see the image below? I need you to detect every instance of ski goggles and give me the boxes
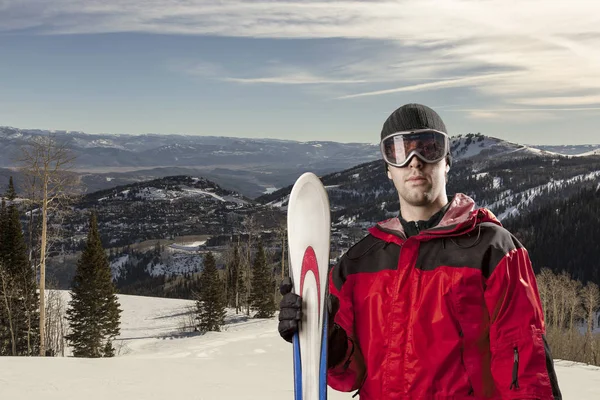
[380,129,449,167]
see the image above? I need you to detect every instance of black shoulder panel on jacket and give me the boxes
[331,234,400,291]
[416,222,524,278]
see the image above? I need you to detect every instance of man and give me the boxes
[278,103,562,399]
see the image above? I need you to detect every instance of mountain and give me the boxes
[257,149,600,231]
[40,175,287,288]
[0,126,380,197]
[3,127,589,198]
[532,144,600,156]
[69,175,256,249]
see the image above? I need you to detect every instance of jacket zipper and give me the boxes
[510,347,520,390]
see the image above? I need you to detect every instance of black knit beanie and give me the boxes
[380,103,452,167]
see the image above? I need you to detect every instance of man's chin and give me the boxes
[402,192,433,207]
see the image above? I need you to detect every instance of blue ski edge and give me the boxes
[293,333,302,400]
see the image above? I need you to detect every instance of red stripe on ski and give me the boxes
[299,246,321,315]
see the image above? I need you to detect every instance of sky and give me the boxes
[1,0,600,145]
[0,291,598,399]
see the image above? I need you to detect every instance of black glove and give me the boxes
[278,276,342,342]
[278,277,302,343]
[278,277,348,368]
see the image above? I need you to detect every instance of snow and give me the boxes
[106,185,246,205]
[168,240,207,252]
[577,148,600,157]
[487,169,600,221]
[181,187,226,202]
[0,292,599,399]
[111,254,130,278]
[492,177,502,189]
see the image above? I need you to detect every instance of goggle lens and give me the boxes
[381,130,448,167]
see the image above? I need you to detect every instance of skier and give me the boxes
[278,103,562,399]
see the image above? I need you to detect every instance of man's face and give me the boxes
[386,155,448,208]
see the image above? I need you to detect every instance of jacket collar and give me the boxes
[368,193,502,243]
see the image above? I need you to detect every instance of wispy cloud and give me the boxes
[452,106,600,121]
[512,95,600,106]
[336,72,520,99]
[2,0,600,105]
[453,107,600,112]
[176,60,369,85]
[223,75,367,85]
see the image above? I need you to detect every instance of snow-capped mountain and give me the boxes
[4,127,594,198]
[257,144,600,227]
[532,144,600,156]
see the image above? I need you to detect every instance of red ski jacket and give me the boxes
[327,193,561,399]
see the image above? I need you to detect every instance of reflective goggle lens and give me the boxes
[381,130,448,167]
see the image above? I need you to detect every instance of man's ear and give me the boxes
[387,169,392,180]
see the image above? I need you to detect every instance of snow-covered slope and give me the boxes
[484,169,600,220]
[450,133,559,160]
[0,292,598,399]
[578,148,600,157]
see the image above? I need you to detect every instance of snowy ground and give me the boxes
[1,293,599,399]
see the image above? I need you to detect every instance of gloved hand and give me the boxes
[278,277,348,368]
[278,276,341,343]
[278,277,302,343]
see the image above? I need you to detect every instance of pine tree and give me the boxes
[249,241,276,318]
[196,252,226,332]
[66,212,122,358]
[0,187,39,356]
[5,177,16,201]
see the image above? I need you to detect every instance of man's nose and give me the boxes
[407,154,423,168]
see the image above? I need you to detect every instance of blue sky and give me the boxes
[1,0,599,145]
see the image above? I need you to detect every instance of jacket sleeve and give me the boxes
[326,261,366,392]
[484,245,562,399]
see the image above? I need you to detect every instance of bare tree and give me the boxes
[44,289,67,356]
[18,134,78,356]
[566,278,582,332]
[0,266,17,356]
[582,282,600,365]
[582,282,600,335]
[241,215,258,316]
[556,271,571,329]
[537,268,553,327]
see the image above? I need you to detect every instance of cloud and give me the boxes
[2,0,600,103]
[454,107,600,112]
[177,60,368,85]
[222,75,366,84]
[453,106,600,121]
[336,72,520,99]
[512,95,600,106]
[464,110,561,122]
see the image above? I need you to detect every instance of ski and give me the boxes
[287,172,331,400]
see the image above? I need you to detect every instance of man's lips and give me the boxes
[407,176,427,182]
